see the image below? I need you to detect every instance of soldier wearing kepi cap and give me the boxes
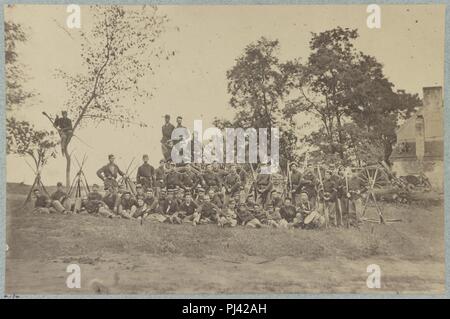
[136,154,155,191]
[96,154,125,191]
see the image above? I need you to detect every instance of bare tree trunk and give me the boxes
[62,136,72,189]
[64,148,71,189]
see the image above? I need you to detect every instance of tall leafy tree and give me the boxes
[215,37,298,168]
[288,27,420,164]
[48,5,173,187]
[7,118,58,173]
[5,21,34,110]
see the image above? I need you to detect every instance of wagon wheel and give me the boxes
[357,167,385,190]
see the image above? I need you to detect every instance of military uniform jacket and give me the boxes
[97,163,125,180]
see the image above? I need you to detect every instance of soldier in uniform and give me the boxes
[154,159,166,197]
[223,164,241,200]
[255,164,273,208]
[165,162,182,190]
[103,186,120,216]
[161,190,182,224]
[299,168,318,209]
[345,168,365,227]
[83,184,113,218]
[322,169,338,226]
[202,164,222,192]
[289,162,302,205]
[136,154,155,191]
[179,193,200,225]
[279,197,301,228]
[118,191,138,219]
[50,182,72,213]
[143,188,158,212]
[96,154,126,191]
[198,194,221,224]
[179,166,197,193]
[32,189,53,214]
[217,199,238,227]
[53,110,73,153]
[161,114,175,161]
[331,167,345,227]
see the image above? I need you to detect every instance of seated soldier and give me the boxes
[103,186,120,216]
[201,164,221,192]
[198,194,220,224]
[194,186,205,205]
[83,184,113,217]
[266,204,282,228]
[135,184,145,198]
[209,187,225,209]
[50,182,72,214]
[118,191,138,219]
[224,165,241,199]
[217,199,237,227]
[270,190,284,209]
[144,188,167,223]
[154,159,166,197]
[143,188,158,212]
[279,197,300,228]
[303,210,326,230]
[179,168,196,193]
[165,162,182,190]
[174,186,184,206]
[132,197,148,219]
[179,193,200,225]
[253,203,269,227]
[161,190,182,224]
[32,189,54,214]
[235,199,263,228]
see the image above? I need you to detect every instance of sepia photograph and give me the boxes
[3,3,446,295]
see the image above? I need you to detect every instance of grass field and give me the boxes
[5,183,445,295]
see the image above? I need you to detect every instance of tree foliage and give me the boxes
[5,21,34,110]
[52,5,173,187]
[6,117,59,170]
[287,27,421,164]
[216,37,299,167]
[56,5,173,130]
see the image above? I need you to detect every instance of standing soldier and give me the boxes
[96,154,126,191]
[322,169,338,226]
[255,163,273,208]
[346,168,365,227]
[289,162,302,204]
[332,166,346,227]
[270,166,285,200]
[161,114,175,161]
[136,154,155,191]
[299,168,318,209]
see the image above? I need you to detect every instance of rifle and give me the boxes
[249,163,257,201]
[287,161,292,199]
[345,170,350,228]
[316,165,329,228]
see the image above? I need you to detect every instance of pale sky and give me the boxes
[5,4,445,185]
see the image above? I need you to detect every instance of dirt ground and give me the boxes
[4,183,446,295]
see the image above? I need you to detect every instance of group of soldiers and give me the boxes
[32,151,366,229]
[31,113,368,229]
